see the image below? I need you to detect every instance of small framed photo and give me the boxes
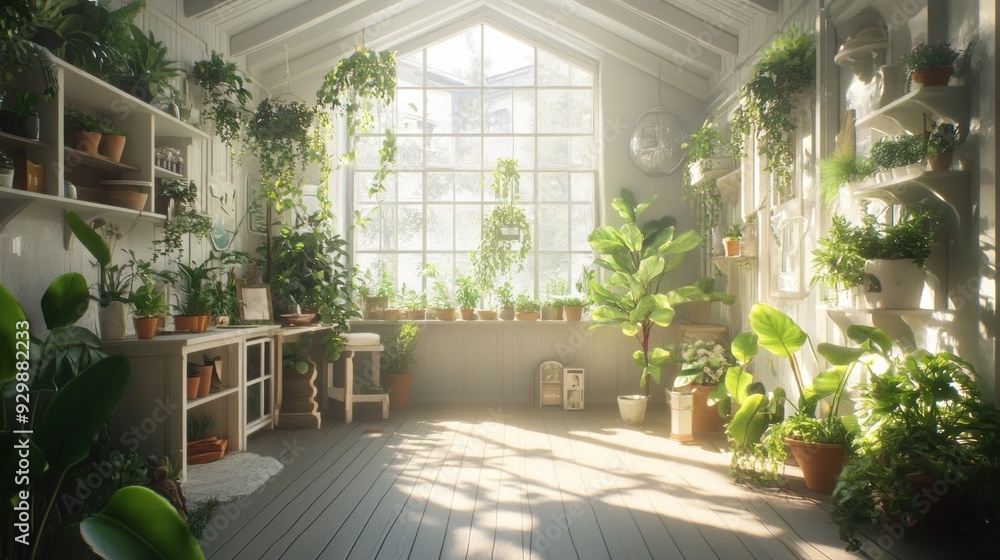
[237,285,273,323]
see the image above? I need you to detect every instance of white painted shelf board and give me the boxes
[855,85,970,137]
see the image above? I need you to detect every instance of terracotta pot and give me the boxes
[435,308,456,321]
[154,314,166,335]
[563,306,583,321]
[363,296,388,320]
[173,315,202,332]
[404,309,424,320]
[903,473,964,531]
[910,66,953,87]
[98,133,127,162]
[785,437,847,494]
[72,131,102,154]
[192,365,214,398]
[460,308,476,321]
[691,384,726,435]
[927,152,953,171]
[724,238,741,257]
[133,317,159,340]
[477,310,497,320]
[186,377,201,400]
[383,309,401,322]
[540,305,563,321]
[384,372,414,410]
[499,307,515,321]
[515,311,539,321]
[199,313,212,332]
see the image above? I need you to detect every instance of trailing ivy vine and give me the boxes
[246,97,317,212]
[731,27,815,194]
[316,46,397,199]
[191,52,254,153]
[471,158,532,292]
[153,206,212,261]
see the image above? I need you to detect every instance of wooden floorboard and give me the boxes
[201,404,868,560]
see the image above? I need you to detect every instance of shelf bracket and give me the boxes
[0,198,34,232]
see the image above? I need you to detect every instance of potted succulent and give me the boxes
[496,281,516,321]
[588,188,734,425]
[926,121,958,171]
[0,149,14,188]
[514,294,540,321]
[0,88,40,140]
[901,41,959,87]
[455,274,479,321]
[129,274,168,340]
[672,340,734,435]
[560,296,587,322]
[382,321,419,409]
[723,221,743,257]
[97,119,127,162]
[66,109,103,154]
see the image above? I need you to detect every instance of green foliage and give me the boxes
[495,281,515,308]
[128,275,167,317]
[833,204,939,267]
[926,121,957,154]
[455,274,480,309]
[247,97,317,212]
[819,152,875,206]
[112,24,181,102]
[673,340,734,387]
[724,221,743,240]
[187,498,220,540]
[514,294,540,312]
[316,46,397,198]
[681,122,732,238]
[1,3,59,99]
[811,214,867,290]
[66,109,106,133]
[61,0,144,84]
[472,158,532,292]
[383,321,419,375]
[3,87,38,115]
[80,486,204,560]
[66,212,141,308]
[559,296,587,307]
[731,27,816,194]
[158,179,198,204]
[164,260,216,316]
[900,41,959,73]
[186,413,215,441]
[154,206,213,261]
[191,51,253,151]
[870,134,924,170]
[0,148,14,169]
[832,348,1000,550]
[588,188,734,396]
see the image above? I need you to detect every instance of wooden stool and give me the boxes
[328,332,389,423]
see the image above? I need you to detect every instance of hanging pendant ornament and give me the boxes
[628,108,687,176]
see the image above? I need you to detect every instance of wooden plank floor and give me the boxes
[201,404,870,560]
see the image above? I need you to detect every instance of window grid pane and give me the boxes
[354,24,597,299]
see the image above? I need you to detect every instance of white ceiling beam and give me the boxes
[612,0,738,57]
[257,0,484,88]
[495,0,708,98]
[741,0,779,15]
[183,0,240,18]
[229,0,367,57]
[566,0,722,74]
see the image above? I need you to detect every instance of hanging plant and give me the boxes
[731,27,816,194]
[681,124,732,239]
[471,158,532,291]
[316,46,397,198]
[153,206,212,261]
[246,96,316,212]
[191,51,254,152]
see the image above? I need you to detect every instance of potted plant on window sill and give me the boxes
[496,281,516,321]
[723,221,743,257]
[429,274,456,321]
[901,41,959,87]
[560,296,587,322]
[514,294,540,321]
[588,188,735,425]
[382,321,419,409]
[456,274,479,321]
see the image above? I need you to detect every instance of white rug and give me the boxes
[183,452,283,505]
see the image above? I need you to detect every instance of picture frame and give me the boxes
[237,284,273,323]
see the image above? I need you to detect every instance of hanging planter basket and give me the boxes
[499,224,522,242]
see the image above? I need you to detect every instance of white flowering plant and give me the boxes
[673,340,735,387]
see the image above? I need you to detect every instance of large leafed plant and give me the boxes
[587,188,734,396]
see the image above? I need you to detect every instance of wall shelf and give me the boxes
[823,306,954,349]
[850,169,970,226]
[64,147,140,173]
[688,158,736,186]
[0,131,49,149]
[712,255,756,275]
[187,386,240,409]
[856,85,970,137]
[716,169,741,206]
[0,188,165,235]
[154,165,185,180]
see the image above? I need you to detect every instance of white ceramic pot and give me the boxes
[617,395,648,425]
[863,259,924,309]
[99,301,128,340]
[0,169,13,188]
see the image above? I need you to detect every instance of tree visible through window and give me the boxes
[353,23,597,302]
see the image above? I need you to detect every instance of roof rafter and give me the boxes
[230,0,367,57]
[613,0,738,56]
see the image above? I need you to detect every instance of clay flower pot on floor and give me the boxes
[785,437,847,494]
[384,372,414,410]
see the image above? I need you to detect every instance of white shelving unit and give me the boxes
[563,368,584,410]
[538,361,563,407]
[245,336,275,435]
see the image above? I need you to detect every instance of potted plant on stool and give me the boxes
[901,41,959,87]
[382,321,419,409]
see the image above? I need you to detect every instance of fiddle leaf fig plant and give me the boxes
[587,188,734,397]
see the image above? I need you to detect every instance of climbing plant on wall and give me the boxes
[731,27,816,194]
